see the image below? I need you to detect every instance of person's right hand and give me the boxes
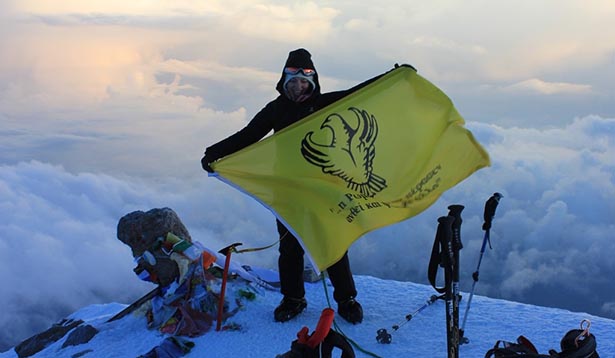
[201,155,214,173]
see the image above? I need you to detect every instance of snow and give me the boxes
[1,274,612,358]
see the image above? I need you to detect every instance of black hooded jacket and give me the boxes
[204,48,382,163]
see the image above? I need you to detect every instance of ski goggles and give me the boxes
[284,67,315,76]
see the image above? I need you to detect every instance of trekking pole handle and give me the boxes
[447,205,464,251]
[482,193,503,231]
[441,215,455,265]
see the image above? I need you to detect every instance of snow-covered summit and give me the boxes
[2,275,612,357]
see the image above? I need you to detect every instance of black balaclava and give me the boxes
[275,48,321,99]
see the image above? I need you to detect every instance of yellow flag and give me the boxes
[212,67,490,271]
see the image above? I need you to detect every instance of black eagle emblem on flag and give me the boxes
[301,107,387,197]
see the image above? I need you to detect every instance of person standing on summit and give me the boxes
[202,48,381,324]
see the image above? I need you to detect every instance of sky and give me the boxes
[1,0,614,352]
[0,272,613,357]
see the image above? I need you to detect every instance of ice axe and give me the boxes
[216,242,242,331]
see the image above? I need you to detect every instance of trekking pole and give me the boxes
[439,215,458,358]
[447,205,464,353]
[459,193,503,344]
[376,294,443,344]
[427,214,457,358]
[216,242,242,331]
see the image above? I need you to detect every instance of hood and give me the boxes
[275,48,321,98]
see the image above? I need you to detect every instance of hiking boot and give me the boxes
[274,297,307,322]
[338,298,363,324]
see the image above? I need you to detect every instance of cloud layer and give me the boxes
[1,115,614,351]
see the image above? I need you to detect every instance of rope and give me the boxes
[320,275,382,358]
[233,231,289,254]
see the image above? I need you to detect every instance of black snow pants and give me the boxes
[276,220,357,303]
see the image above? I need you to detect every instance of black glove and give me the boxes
[394,63,417,72]
[201,155,214,173]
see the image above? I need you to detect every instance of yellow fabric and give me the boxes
[212,67,490,271]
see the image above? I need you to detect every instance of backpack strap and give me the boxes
[427,216,455,293]
[320,330,355,358]
[484,336,550,358]
[517,335,540,354]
